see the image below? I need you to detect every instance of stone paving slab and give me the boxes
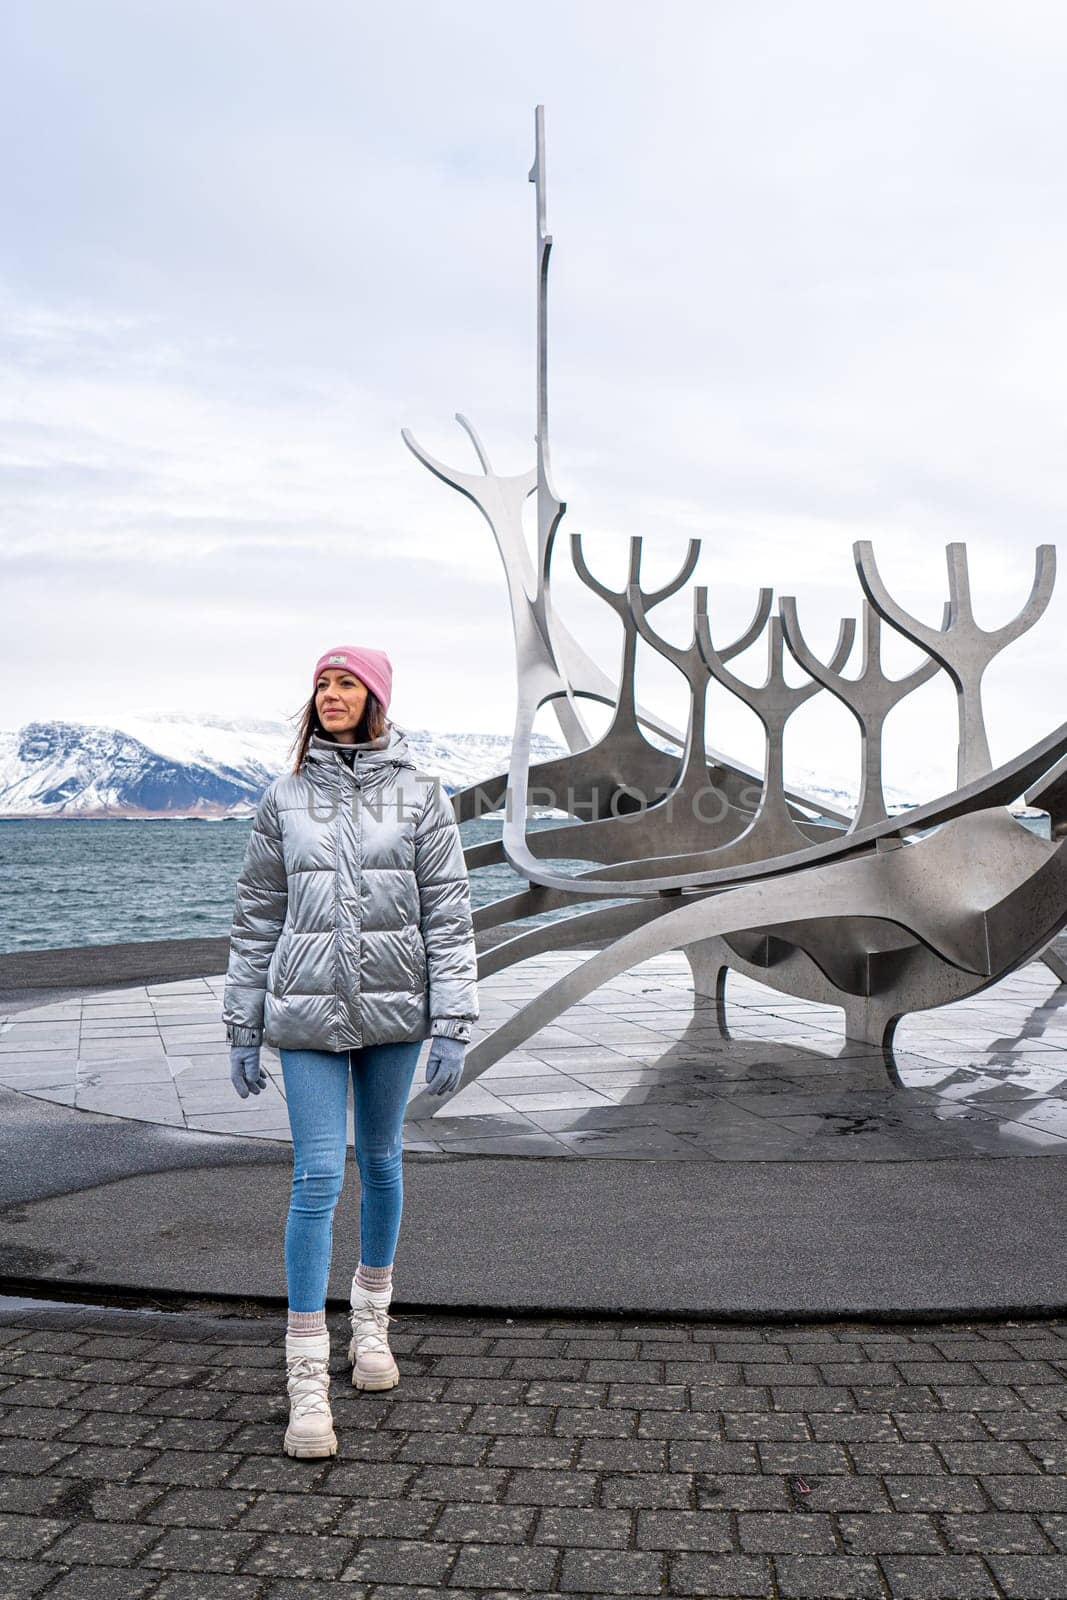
[0,1294,1064,1598]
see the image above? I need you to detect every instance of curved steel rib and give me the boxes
[855,541,1056,786]
[780,598,947,832]
[500,708,1067,897]
[407,819,1067,1118]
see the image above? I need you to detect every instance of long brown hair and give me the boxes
[290,686,390,774]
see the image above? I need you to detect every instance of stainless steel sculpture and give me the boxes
[402,105,1067,1118]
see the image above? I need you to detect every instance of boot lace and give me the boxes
[286,1352,332,1419]
[349,1302,396,1358]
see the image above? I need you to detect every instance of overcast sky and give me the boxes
[2,0,1065,798]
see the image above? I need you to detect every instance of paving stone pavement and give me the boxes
[0,1297,1065,1598]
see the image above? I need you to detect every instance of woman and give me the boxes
[221,644,478,1459]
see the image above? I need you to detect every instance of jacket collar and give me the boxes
[303,722,417,786]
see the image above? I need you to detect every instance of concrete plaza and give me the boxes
[2,952,1065,1161]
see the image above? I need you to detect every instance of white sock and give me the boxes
[354,1261,393,1294]
[287,1308,327,1338]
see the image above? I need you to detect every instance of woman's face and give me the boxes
[315,669,369,741]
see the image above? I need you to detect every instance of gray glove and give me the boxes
[230,1044,267,1098]
[425,1035,466,1097]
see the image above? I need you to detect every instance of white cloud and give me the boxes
[1,0,1064,787]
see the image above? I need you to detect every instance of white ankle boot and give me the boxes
[283,1328,338,1458]
[348,1283,400,1391]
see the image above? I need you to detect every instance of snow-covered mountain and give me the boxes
[1,707,1046,827]
[0,707,966,821]
[780,765,921,819]
[0,711,573,819]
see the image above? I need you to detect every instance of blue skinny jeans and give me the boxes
[279,1041,423,1312]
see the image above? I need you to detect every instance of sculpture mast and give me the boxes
[527,105,588,747]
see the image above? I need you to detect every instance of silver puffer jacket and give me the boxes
[221,723,479,1052]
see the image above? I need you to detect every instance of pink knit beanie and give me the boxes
[312,646,392,712]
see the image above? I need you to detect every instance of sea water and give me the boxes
[0,815,603,953]
[0,810,1050,956]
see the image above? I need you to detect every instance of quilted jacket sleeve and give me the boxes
[221,783,288,1047]
[414,778,479,1031]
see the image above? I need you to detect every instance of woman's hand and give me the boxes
[230,1045,267,1098]
[425,1036,466,1097]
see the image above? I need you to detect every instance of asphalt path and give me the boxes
[2,1085,1064,1320]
